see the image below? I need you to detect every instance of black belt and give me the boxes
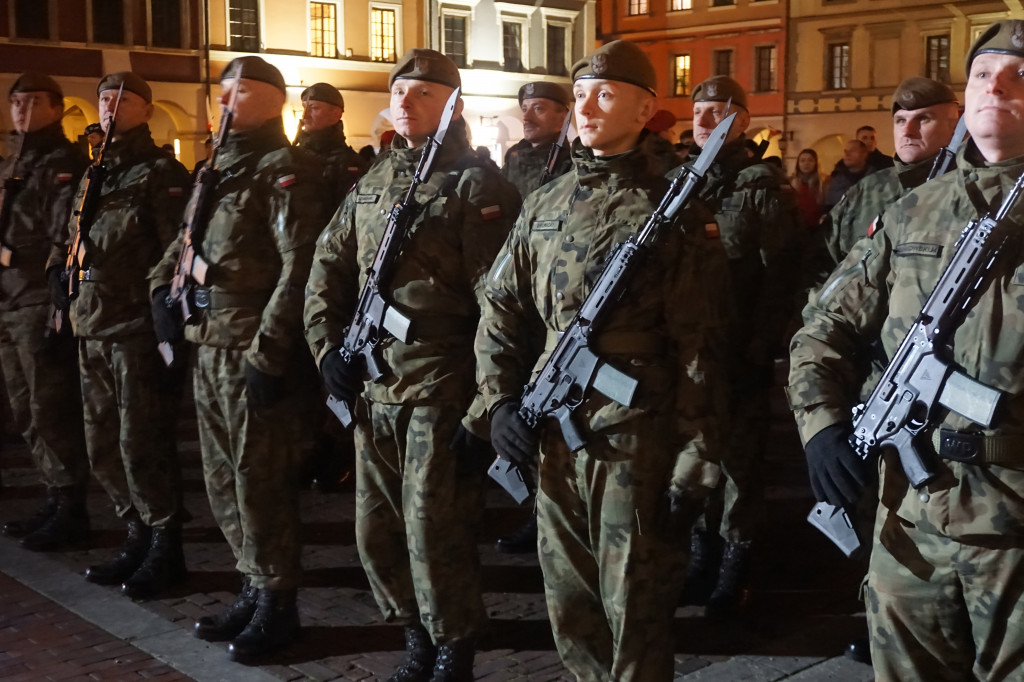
[193,287,271,310]
[932,428,1024,466]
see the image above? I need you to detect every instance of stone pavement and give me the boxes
[0,366,875,681]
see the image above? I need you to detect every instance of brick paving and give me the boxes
[0,362,875,681]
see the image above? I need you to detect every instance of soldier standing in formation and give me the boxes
[152,56,328,662]
[0,73,91,552]
[500,81,572,201]
[682,75,800,618]
[826,77,960,264]
[45,72,189,599]
[293,82,368,208]
[476,40,722,680]
[790,20,1024,680]
[305,48,519,680]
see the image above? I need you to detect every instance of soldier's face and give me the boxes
[692,101,747,147]
[573,79,655,156]
[98,89,153,136]
[9,91,62,133]
[965,52,1024,162]
[521,97,567,145]
[390,79,462,147]
[892,103,959,164]
[301,99,343,133]
[219,77,286,132]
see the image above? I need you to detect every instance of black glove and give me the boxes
[320,348,363,403]
[449,424,493,472]
[805,423,870,509]
[245,361,285,408]
[151,286,183,344]
[654,488,702,539]
[490,401,538,465]
[47,267,69,311]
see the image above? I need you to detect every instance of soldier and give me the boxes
[293,82,368,209]
[44,72,190,597]
[501,81,572,200]
[681,75,800,618]
[789,20,1024,680]
[826,77,960,263]
[151,56,328,662]
[304,48,519,680]
[0,72,91,552]
[84,122,104,160]
[476,40,721,680]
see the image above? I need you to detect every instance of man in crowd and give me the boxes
[305,48,519,680]
[476,40,722,680]
[501,81,572,201]
[46,72,190,598]
[682,75,800,619]
[0,72,91,552]
[789,20,1024,680]
[293,82,367,209]
[826,77,960,263]
[824,138,872,210]
[152,56,329,662]
[856,125,895,171]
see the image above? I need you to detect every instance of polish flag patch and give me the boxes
[867,216,881,237]
[278,174,297,188]
[56,173,73,183]
[704,222,720,239]
[481,205,502,221]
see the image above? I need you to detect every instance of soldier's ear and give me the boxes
[453,96,465,120]
[637,93,657,126]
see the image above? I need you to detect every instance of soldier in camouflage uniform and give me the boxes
[476,41,722,681]
[0,72,90,552]
[293,82,368,210]
[500,81,572,201]
[151,56,328,662]
[788,21,1024,680]
[45,72,189,598]
[826,77,960,264]
[681,75,801,617]
[304,49,519,681]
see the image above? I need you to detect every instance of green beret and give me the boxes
[301,82,344,109]
[10,72,63,98]
[389,49,461,90]
[518,81,570,108]
[890,77,957,114]
[570,40,657,96]
[220,56,286,94]
[97,71,152,103]
[84,123,104,136]
[691,76,748,111]
[966,20,1024,73]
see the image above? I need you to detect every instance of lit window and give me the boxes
[926,35,950,84]
[670,0,692,9]
[673,55,691,96]
[754,45,777,92]
[827,42,850,90]
[371,8,397,63]
[310,2,337,58]
[627,0,648,16]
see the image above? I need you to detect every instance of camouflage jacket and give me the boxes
[476,134,722,495]
[0,123,88,312]
[152,117,328,376]
[304,119,520,435]
[293,122,367,212]
[825,155,934,264]
[788,143,1024,536]
[47,124,189,338]
[501,136,571,201]
[685,137,801,369]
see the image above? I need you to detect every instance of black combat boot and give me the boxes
[194,576,259,642]
[680,529,722,606]
[227,588,300,663]
[495,514,537,554]
[3,487,59,538]
[706,540,752,619]
[121,525,187,599]
[85,518,152,585]
[430,639,475,682]
[20,486,90,552]
[387,625,437,682]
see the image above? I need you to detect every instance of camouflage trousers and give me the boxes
[695,384,769,543]
[865,463,1024,681]
[0,305,88,489]
[354,401,486,643]
[194,345,303,590]
[536,425,687,681]
[79,334,180,526]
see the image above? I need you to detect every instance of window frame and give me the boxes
[673,53,691,97]
[712,48,734,78]
[627,0,649,17]
[149,0,186,49]
[309,0,340,59]
[226,0,261,53]
[440,6,470,68]
[13,0,52,40]
[924,33,951,84]
[369,2,401,64]
[825,41,851,90]
[91,0,127,46]
[753,44,777,93]
[669,0,692,11]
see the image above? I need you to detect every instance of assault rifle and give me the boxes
[57,83,123,332]
[0,131,27,268]
[326,87,462,427]
[158,81,237,366]
[538,113,571,188]
[512,111,737,453]
[809,168,1024,557]
[927,115,968,182]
